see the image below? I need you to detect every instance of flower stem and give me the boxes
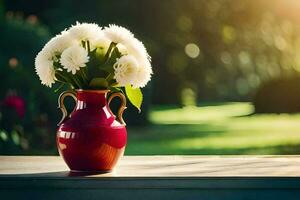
[72,75,83,89]
[81,68,88,80]
[56,72,69,84]
[87,40,91,53]
[81,41,86,49]
[105,73,114,81]
[56,71,77,88]
[79,69,89,85]
[103,42,116,64]
[54,83,65,93]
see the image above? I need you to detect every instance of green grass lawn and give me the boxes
[125,102,300,155]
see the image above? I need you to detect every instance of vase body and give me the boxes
[57,90,127,172]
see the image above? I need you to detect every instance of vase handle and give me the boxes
[57,90,77,126]
[108,92,127,125]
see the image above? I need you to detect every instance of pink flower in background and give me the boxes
[1,95,26,118]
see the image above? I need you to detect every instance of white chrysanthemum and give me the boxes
[68,22,102,42]
[35,49,56,87]
[131,60,152,88]
[44,31,76,54]
[125,38,151,62]
[124,38,152,88]
[103,24,135,44]
[60,45,90,74]
[113,55,139,87]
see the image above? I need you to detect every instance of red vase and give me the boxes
[56,90,127,172]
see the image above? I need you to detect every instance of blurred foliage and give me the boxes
[0,13,58,153]
[2,0,300,154]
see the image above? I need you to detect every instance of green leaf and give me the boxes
[89,77,108,89]
[125,85,143,112]
[87,48,105,77]
[101,63,114,73]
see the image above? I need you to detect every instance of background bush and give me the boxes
[254,77,300,113]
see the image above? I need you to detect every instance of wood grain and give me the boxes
[0,155,300,177]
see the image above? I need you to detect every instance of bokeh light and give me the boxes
[184,43,200,58]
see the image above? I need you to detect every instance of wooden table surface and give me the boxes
[1,156,300,200]
[0,155,300,177]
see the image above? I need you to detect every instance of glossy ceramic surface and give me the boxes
[57,90,127,172]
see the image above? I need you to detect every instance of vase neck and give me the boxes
[76,90,108,108]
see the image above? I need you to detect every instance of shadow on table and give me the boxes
[0,170,112,177]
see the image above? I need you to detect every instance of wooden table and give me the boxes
[1,156,300,200]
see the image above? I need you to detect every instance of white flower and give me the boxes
[68,22,102,42]
[44,31,76,54]
[125,38,151,63]
[35,49,56,87]
[60,45,90,74]
[35,31,76,88]
[103,24,153,87]
[124,38,152,88]
[113,55,139,86]
[131,60,152,88]
[103,24,135,44]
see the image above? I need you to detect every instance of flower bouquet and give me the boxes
[35,22,152,111]
[34,22,152,171]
